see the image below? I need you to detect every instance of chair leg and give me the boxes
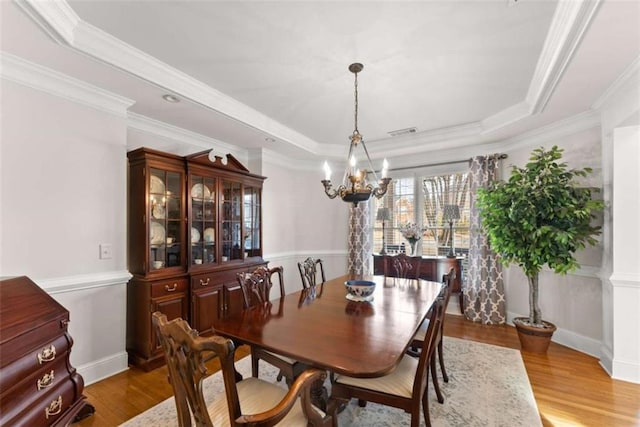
[422,385,432,427]
[430,353,444,404]
[438,338,448,383]
[357,399,367,407]
[251,351,259,378]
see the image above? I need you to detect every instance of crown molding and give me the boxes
[15,0,607,158]
[16,0,320,156]
[501,110,600,152]
[481,101,532,135]
[0,52,134,117]
[592,55,640,110]
[14,0,79,44]
[480,0,602,135]
[127,112,245,159]
[526,0,602,114]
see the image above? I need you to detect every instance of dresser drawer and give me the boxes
[0,314,67,369]
[1,373,79,427]
[0,334,70,394]
[0,350,72,421]
[150,278,188,298]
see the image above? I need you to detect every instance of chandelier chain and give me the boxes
[353,71,359,134]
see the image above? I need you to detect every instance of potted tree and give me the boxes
[477,146,605,353]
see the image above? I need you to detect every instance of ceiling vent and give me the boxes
[388,127,417,137]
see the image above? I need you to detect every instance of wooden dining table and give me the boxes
[212,273,442,410]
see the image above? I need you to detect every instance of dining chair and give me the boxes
[297,257,326,288]
[237,266,308,386]
[391,253,419,279]
[408,267,456,404]
[330,297,444,427]
[152,312,333,427]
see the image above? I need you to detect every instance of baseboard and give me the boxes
[507,310,602,358]
[611,357,640,384]
[77,351,129,386]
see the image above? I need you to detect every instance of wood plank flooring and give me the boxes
[75,315,640,426]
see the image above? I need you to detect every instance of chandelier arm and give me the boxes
[321,180,341,199]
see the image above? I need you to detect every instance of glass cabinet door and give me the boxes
[244,185,261,258]
[222,180,242,261]
[149,168,183,271]
[190,175,216,266]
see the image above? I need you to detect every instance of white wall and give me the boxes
[0,80,131,383]
[260,153,349,294]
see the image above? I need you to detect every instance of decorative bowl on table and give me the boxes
[344,280,376,302]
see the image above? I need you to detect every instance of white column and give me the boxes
[609,125,640,383]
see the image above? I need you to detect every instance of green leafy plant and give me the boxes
[477,146,605,328]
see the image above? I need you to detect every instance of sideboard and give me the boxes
[372,254,463,312]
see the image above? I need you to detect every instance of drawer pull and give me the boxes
[37,345,56,364]
[37,370,55,390]
[199,278,210,286]
[45,396,63,419]
[165,283,178,292]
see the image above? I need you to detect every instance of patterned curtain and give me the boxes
[463,155,506,324]
[348,202,371,276]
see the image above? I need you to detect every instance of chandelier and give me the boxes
[322,63,391,206]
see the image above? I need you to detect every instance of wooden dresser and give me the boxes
[0,276,93,426]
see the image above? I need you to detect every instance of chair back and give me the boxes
[411,289,445,400]
[152,312,230,427]
[297,257,326,288]
[237,266,284,308]
[392,253,417,279]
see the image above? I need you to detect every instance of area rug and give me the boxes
[121,337,541,426]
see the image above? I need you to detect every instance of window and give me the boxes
[373,172,469,257]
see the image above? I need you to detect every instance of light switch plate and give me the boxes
[99,243,113,259]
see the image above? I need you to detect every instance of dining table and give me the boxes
[211,273,442,411]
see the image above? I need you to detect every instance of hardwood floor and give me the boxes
[75,315,639,426]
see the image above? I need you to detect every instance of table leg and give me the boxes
[310,377,328,412]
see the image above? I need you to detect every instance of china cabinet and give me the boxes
[127,148,266,370]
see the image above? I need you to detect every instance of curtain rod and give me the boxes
[386,153,508,173]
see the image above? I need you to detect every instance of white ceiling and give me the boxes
[2,0,639,165]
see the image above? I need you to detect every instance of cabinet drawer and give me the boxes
[151,278,188,298]
[191,273,219,290]
[0,334,70,394]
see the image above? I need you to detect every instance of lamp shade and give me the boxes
[376,207,390,221]
[443,205,460,221]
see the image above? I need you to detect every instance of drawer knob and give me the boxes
[37,370,55,390]
[199,278,210,286]
[165,283,178,292]
[45,396,63,419]
[37,344,56,364]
